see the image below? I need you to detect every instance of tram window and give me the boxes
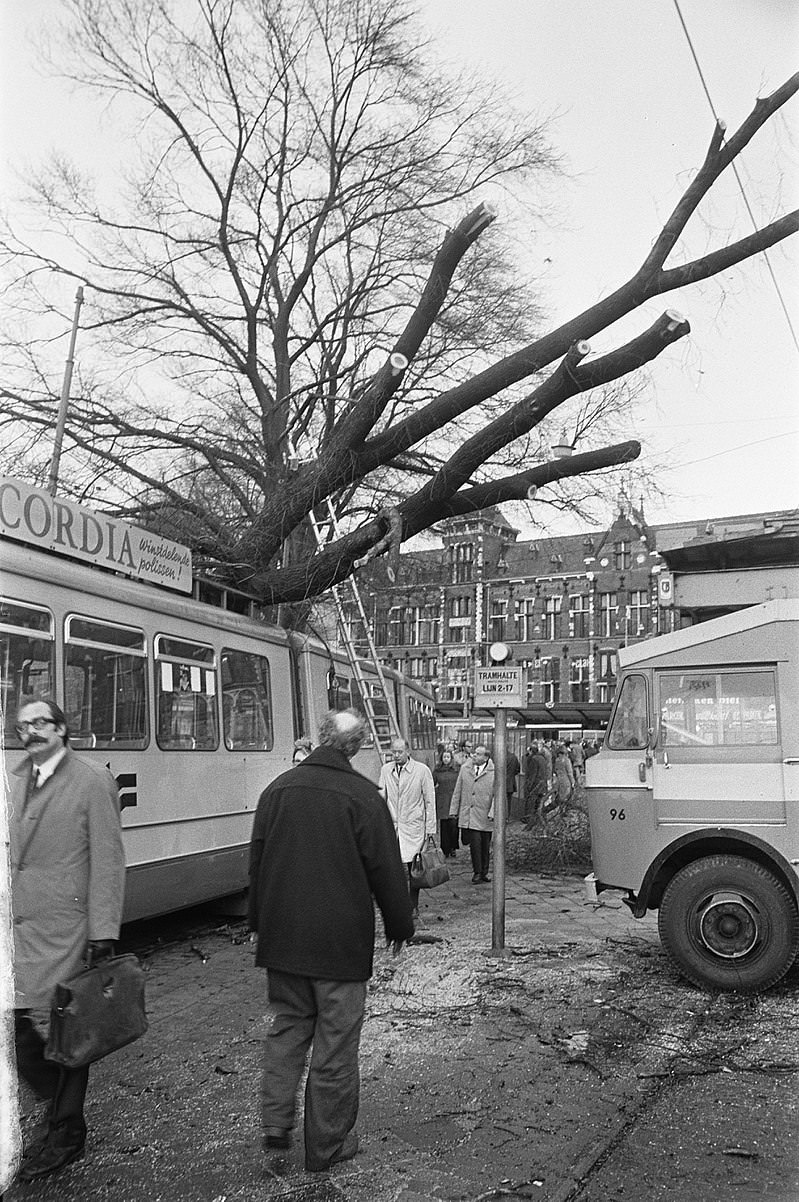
[328,672,353,711]
[1,600,54,747]
[221,649,273,751]
[64,615,147,749]
[408,697,436,750]
[155,634,219,750]
[357,681,391,744]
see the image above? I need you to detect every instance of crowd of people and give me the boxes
[9,692,600,1185]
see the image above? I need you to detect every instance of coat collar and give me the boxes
[294,745,361,777]
[12,744,73,779]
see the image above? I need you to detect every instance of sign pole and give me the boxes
[475,641,521,957]
[48,285,84,497]
[491,705,507,953]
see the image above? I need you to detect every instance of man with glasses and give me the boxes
[10,698,125,1183]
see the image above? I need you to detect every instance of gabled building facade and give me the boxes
[337,499,799,729]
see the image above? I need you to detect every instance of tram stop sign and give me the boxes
[473,663,525,708]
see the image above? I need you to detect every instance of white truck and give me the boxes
[585,600,799,993]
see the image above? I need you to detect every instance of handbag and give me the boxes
[45,954,148,1068]
[409,836,450,889]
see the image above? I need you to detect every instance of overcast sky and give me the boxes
[1,0,797,535]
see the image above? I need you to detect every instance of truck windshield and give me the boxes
[607,674,648,749]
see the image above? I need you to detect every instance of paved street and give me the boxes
[6,840,799,1201]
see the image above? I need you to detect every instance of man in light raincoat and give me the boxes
[10,698,125,1183]
[378,738,435,918]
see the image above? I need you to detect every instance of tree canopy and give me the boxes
[1,0,797,606]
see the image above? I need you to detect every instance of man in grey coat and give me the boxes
[10,698,125,1182]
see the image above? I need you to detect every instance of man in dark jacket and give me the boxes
[248,708,414,1174]
[523,742,550,827]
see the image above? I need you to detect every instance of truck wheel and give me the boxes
[658,854,799,995]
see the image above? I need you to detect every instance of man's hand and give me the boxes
[86,940,115,967]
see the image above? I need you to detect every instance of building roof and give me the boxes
[357,506,799,592]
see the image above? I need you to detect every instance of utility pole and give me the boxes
[47,286,84,496]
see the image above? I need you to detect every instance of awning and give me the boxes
[435,702,611,728]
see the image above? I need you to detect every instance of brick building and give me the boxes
[337,497,799,733]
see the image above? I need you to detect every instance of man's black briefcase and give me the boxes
[44,954,147,1068]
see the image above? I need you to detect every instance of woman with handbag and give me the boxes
[433,748,459,858]
[448,745,495,884]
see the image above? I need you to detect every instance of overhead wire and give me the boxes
[672,0,799,355]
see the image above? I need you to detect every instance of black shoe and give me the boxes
[18,1140,85,1182]
[471,873,482,884]
[481,875,491,883]
[306,1130,359,1173]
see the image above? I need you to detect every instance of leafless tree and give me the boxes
[1,0,796,607]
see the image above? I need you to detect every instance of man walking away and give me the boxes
[523,742,549,828]
[378,737,436,919]
[505,747,521,816]
[10,698,125,1183]
[249,709,414,1174]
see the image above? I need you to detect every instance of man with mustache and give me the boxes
[10,698,125,1182]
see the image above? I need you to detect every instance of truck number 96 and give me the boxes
[609,808,626,820]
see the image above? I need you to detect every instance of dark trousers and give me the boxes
[14,1011,89,1148]
[469,830,492,878]
[524,789,547,825]
[439,816,458,856]
[262,971,367,1172]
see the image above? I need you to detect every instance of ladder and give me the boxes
[308,499,403,750]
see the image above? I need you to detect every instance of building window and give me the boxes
[488,598,507,643]
[375,609,389,646]
[540,656,560,705]
[598,650,617,683]
[628,589,650,637]
[449,543,473,584]
[417,603,440,646]
[544,596,561,641]
[518,597,538,642]
[614,540,631,570]
[389,606,409,646]
[521,659,536,703]
[406,655,438,681]
[569,656,590,702]
[447,594,471,644]
[569,594,590,639]
[599,592,618,638]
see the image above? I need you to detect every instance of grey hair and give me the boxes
[317,708,367,759]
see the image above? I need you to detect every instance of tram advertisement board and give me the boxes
[0,477,193,593]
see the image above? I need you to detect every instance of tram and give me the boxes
[0,484,436,922]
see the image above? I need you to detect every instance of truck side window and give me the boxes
[607,674,648,749]
[659,670,778,746]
